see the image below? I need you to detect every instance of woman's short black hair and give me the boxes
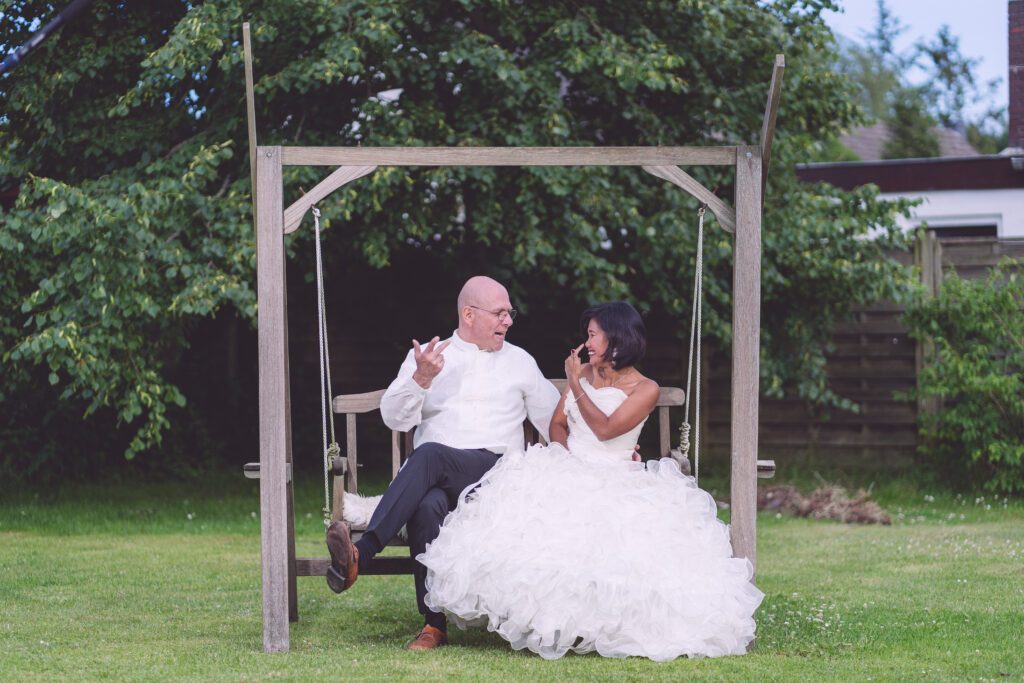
[580,301,646,370]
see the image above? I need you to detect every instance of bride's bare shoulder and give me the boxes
[626,373,659,397]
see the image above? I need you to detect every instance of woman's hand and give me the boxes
[564,344,584,383]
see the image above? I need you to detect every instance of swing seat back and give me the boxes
[334,379,686,495]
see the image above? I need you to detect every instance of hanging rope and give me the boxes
[313,207,341,527]
[680,204,705,484]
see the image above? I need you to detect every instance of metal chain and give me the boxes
[313,207,340,526]
[680,204,705,484]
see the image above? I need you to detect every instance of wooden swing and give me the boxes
[242,23,784,653]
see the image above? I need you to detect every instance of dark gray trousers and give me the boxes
[354,442,500,628]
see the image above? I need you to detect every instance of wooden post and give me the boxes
[759,54,785,197]
[699,347,712,474]
[256,146,290,653]
[730,146,762,573]
[915,231,943,420]
[346,413,358,492]
[243,23,258,243]
[284,272,298,625]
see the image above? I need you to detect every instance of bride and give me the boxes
[417,301,764,661]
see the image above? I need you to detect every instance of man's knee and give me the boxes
[403,441,450,473]
[408,441,447,462]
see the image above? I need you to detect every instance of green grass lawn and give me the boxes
[1,471,1022,681]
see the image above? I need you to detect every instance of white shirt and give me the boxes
[380,331,561,454]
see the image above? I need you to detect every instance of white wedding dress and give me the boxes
[417,377,764,661]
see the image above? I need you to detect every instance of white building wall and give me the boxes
[882,188,1024,238]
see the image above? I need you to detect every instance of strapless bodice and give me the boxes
[564,377,648,461]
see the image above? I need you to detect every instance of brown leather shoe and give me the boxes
[406,624,448,651]
[325,521,359,593]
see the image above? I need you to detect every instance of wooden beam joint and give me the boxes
[643,165,735,233]
[282,165,376,234]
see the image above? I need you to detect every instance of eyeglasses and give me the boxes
[469,305,517,321]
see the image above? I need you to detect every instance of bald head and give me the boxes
[458,276,508,312]
[457,276,514,351]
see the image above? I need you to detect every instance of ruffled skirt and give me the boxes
[418,444,764,661]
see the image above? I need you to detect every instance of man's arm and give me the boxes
[380,337,451,431]
[380,349,426,432]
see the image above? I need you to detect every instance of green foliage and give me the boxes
[1,0,913,468]
[965,122,1009,156]
[1,141,254,460]
[882,88,941,159]
[902,261,1024,494]
[805,135,861,163]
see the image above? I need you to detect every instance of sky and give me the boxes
[821,0,1010,117]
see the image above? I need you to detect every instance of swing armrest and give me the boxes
[243,462,293,482]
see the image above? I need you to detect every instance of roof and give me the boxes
[839,122,979,161]
[795,155,1024,192]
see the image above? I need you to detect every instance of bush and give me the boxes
[902,259,1024,493]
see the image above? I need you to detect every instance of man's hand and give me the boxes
[412,336,451,389]
[564,344,584,383]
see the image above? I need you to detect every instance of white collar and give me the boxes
[450,330,504,354]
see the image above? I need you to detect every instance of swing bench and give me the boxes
[246,380,777,575]
[285,380,689,578]
[242,21,784,652]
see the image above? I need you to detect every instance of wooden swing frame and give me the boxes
[245,23,784,652]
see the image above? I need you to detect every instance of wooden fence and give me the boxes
[701,235,1024,470]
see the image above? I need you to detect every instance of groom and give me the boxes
[326,275,561,651]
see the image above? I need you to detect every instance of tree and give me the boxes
[0,0,914,474]
[915,25,1006,153]
[916,25,1002,133]
[834,0,1007,159]
[840,0,909,122]
[882,87,941,159]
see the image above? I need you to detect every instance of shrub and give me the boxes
[902,259,1024,493]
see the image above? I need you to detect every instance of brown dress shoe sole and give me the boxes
[325,522,357,593]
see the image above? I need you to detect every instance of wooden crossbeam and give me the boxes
[642,165,736,233]
[760,54,785,197]
[279,146,737,167]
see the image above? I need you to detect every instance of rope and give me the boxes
[313,207,340,527]
[680,204,705,484]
